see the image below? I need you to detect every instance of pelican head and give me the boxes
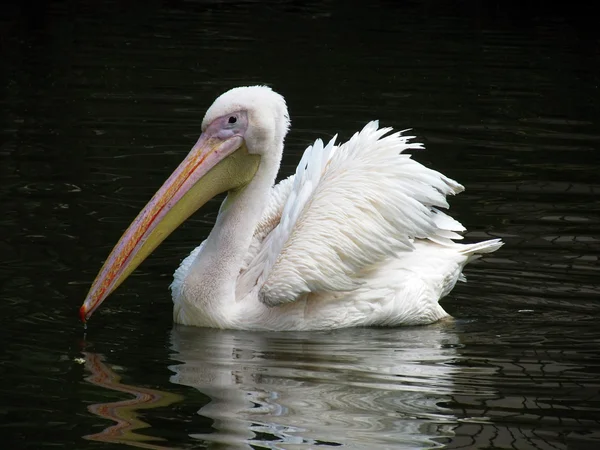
[80,86,290,322]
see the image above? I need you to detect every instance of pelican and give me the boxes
[80,86,502,330]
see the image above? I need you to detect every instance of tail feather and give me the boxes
[460,238,503,261]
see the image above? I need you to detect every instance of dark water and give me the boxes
[2,1,599,448]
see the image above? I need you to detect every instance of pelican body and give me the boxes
[80,86,502,330]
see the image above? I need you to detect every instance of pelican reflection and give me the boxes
[168,323,461,449]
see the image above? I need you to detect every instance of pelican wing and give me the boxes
[248,122,466,307]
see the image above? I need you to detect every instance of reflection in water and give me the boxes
[168,324,461,449]
[79,321,600,449]
[83,352,182,450]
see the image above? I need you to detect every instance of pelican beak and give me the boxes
[80,131,260,322]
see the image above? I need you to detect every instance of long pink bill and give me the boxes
[79,132,246,323]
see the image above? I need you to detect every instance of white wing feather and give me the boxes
[251,121,466,307]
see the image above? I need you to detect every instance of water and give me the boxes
[1,1,599,448]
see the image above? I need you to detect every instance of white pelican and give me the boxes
[80,86,502,330]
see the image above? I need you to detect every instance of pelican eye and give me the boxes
[228,116,237,124]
